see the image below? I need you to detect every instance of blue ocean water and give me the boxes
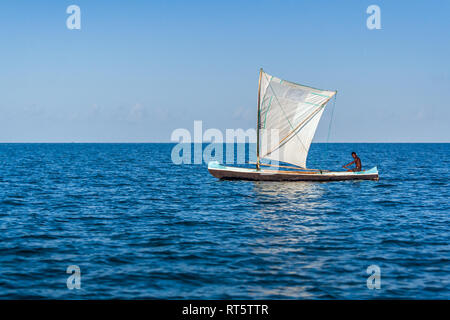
[0,143,448,299]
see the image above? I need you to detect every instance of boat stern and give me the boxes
[357,166,379,180]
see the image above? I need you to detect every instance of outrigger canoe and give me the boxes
[208,161,379,181]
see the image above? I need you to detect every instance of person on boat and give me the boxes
[343,152,362,172]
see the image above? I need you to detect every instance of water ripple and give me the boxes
[0,143,448,299]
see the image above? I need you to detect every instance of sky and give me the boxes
[0,0,449,142]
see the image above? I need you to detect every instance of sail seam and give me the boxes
[265,74,296,132]
[262,96,274,128]
[263,105,324,160]
[310,92,332,98]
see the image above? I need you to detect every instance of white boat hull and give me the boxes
[208,161,379,181]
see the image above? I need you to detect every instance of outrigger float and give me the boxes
[208,69,379,182]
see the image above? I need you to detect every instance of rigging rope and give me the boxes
[324,93,337,167]
[326,92,337,144]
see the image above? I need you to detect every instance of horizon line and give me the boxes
[0,141,448,144]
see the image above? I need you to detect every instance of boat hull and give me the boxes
[208,161,379,182]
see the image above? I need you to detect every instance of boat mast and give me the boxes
[256,68,263,171]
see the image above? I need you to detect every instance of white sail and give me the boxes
[258,71,336,168]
